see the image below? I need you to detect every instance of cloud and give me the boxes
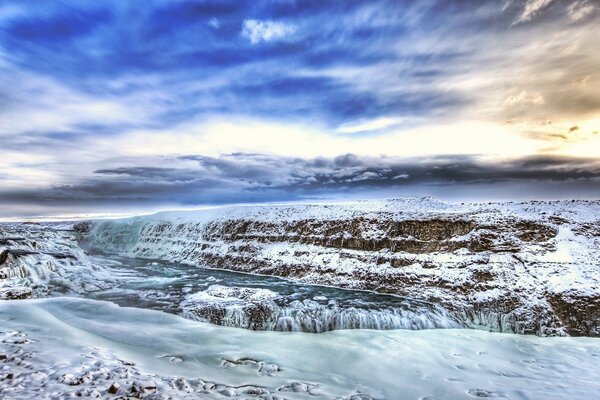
[514,0,554,24]
[567,0,595,21]
[208,17,220,29]
[3,153,600,216]
[504,91,545,106]
[241,20,296,44]
[0,0,598,217]
[336,117,404,134]
[393,174,409,180]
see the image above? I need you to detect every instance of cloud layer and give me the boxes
[0,0,598,217]
[2,153,600,218]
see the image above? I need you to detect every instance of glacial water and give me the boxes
[84,252,461,332]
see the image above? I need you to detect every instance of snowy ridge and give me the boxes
[81,198,600,336]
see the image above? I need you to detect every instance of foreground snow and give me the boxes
[2,297,600,400]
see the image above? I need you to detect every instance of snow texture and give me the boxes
[2,297,600,400]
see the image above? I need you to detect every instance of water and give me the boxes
[85,252,461,332]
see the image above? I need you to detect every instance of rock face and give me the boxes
[0,287,32,300]
[180,285,281,330]
[81,198,600,337]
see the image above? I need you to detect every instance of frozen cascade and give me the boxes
[274,300,459,332]
[1,224,117,299]
[179,285,460,333]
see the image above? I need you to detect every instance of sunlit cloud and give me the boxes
[336,117,405,134]
[514,0,554,24]
[504,91,545,106]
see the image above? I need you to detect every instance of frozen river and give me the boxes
[85,253,461,332]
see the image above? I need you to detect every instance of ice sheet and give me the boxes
[1,297,600,399]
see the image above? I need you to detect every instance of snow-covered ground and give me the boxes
[2,297,600,400]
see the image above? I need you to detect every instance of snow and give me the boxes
[2,199,600,398]
[0,223,116,298]
[189,284,280,302]
[1,297,600,399]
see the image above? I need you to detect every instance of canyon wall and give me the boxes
[80,198,600,336]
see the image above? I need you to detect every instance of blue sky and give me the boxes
[0,0,599,218]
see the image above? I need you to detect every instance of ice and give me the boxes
[180,285,460,332]
[0,223,116,299]
[3,199,600,398]
[1,297,600,399]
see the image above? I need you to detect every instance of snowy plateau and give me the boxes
[1,197,600,399]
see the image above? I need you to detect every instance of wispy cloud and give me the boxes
[514,0,554,24]
[567,0,596,21]
[241,20,296,44]
[336,117,405,134]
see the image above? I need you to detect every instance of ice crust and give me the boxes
[1,297,600,399]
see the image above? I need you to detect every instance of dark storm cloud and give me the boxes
[2,154,599,209]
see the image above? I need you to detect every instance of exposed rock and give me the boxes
[0,287,32,300]
[0,249,8,265]
[73,221,93,236]
[108,382,121,394]
[131,379,157,393]
[548,294,600,336]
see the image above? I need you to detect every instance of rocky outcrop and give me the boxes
[0,287,32,300]
[548,294,600,336]
[80,198,600,336]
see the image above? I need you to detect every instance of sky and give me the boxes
[0,0,599,218]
